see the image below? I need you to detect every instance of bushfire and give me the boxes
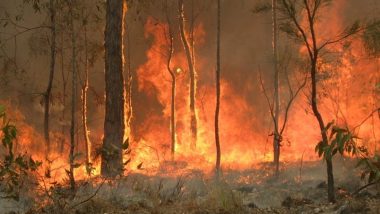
[0,0,379,213]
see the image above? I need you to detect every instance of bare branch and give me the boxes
[258,67,276,124]
[280,74,307,134]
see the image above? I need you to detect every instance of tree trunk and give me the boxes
[82,22,91,171]
[124,13,133,149]
[215,0,221,177]
[68,0,76,190]
[44,0,56,159]
[311,60,335,202]
[165,8,176,159]
[170,77,176,158]
[272,0,281,177]
[60,28,67,154]
[178,0,197,148]
[190,0,195,78]
[305,1,335,201]
[101,0,125,178]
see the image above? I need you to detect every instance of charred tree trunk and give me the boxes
[178,0,197,148]
[101,0,125,178]
[68,0,76,190]
[44,0,56,159]
[215,0,221,177]
[272,0,281,177]
[82,22,91,172]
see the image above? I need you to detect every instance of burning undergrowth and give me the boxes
[0,0,380,213]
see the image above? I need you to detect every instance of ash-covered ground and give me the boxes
[1,157,379,214]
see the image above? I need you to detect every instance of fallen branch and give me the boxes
[352,181,379,196]
[68,178,106,210]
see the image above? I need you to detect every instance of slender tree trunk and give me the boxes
[272,0,281,177]
[178,0,197,148]
[215,0,221,177]
[82,22,91,171]
[311,59,335,202]
[165,7,176,159]
[101,0,125,178]
[44,0,56,159]
[190,0,195,76]
[170,77,176,158]
[68,0,76,190]
[304,0,335,201]
[60,29,67,154]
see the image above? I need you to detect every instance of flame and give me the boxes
[129,8,379,175]
[1,1,379,185]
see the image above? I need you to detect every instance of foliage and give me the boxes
[357,155,380,185]
[0,105,41,201]
[315,122,359,161]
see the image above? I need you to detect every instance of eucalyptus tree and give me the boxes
[101,0,126,178]
[178,0,198,148]
[278,0,364,202]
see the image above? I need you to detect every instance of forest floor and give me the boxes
[1,157,380,214]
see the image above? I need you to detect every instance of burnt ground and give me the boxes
[1,157,380,214]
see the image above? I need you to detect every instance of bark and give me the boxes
[215,0,221,177]
[44,0,56,159]
[69,0,76,190]
[178,0,197,148]
[272,0,280,177]
[82,22,91,170]
[101,0,125,178]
